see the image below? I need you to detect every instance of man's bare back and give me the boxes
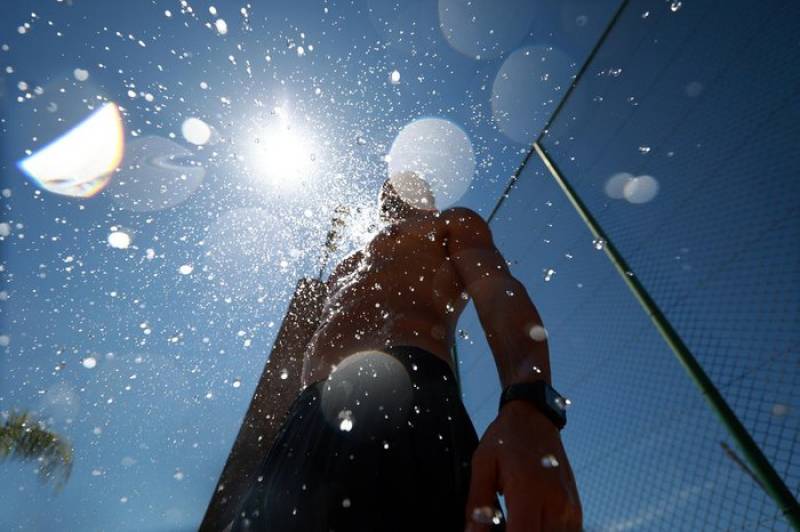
[303,208,467,384]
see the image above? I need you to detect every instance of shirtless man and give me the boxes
[234,173,582,532]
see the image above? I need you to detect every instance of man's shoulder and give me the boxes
[441,207,490,233]
[337,248,366,269]
[326,248,366,288]
[343,248,365,260]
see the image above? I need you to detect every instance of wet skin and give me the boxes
[302,204,583,532]
[303,208,465,383]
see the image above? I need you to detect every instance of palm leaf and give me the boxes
[0,411,73,491]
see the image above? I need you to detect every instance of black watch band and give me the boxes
[498,381,568,430]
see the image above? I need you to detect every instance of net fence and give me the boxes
[457,1,800,529]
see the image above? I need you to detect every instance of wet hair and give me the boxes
[379,171,436,212]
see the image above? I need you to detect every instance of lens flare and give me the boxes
[491,46,574,144]
[110,135,205,212]
[387,117,475,208]
[17,102,125,198]
[438,0,535,60]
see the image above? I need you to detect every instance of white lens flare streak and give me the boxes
[17,102,125,198]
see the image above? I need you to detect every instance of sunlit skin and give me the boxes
[302,179,582,532]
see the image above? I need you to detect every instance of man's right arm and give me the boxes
[444,207,551,387]
[444,207,582,532]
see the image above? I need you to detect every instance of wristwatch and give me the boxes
[498,381,568,430]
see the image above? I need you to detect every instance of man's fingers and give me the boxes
[464,449,499,532]
[504,484,541,532]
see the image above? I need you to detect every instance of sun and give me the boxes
[247,120,317,190]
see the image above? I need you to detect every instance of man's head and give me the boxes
[378,171,436,222]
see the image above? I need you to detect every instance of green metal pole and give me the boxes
[533,142,800,529]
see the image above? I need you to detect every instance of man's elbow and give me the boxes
[475,278,542,329]
[467,274,524,306]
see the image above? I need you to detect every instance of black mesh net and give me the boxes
[457,0,799,529]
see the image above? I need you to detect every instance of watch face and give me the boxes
[544,385,568,421]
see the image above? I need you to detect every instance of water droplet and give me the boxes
[214,18,228,35]
[173,469,185,481]
[471,506,503,525]
[624,175,659,204]
[528,325,548,342]
[279,369,289,380]
[685,81,703,98]
[232,379,241,388]
[342,498,351,508]
[389,70,401,84]
[592,239,605,250]
[355,135,367,146]
[638,146,651,154]
[178,264,193,275]
[296,45,305,56]
[107,230,131,249]
[445,302,455,313]
[458,329,470,340]
[181,117,212,145]
[670,1,682,12]
[541,454,560,468]
[82,356,97,369]
[505,290,515,297]
[73,68,89,82]
[544,268,556,282]
[555,397,572,410]
[772,404,789,417]
[338,410,354,432]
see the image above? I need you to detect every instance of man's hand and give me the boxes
[465,401,582,532]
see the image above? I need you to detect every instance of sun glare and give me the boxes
[248,122,317,190]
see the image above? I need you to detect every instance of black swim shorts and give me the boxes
[231,345,504,531]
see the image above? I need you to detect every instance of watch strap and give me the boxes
[498,381,567,430]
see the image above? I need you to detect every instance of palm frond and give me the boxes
[0,411,73,491]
